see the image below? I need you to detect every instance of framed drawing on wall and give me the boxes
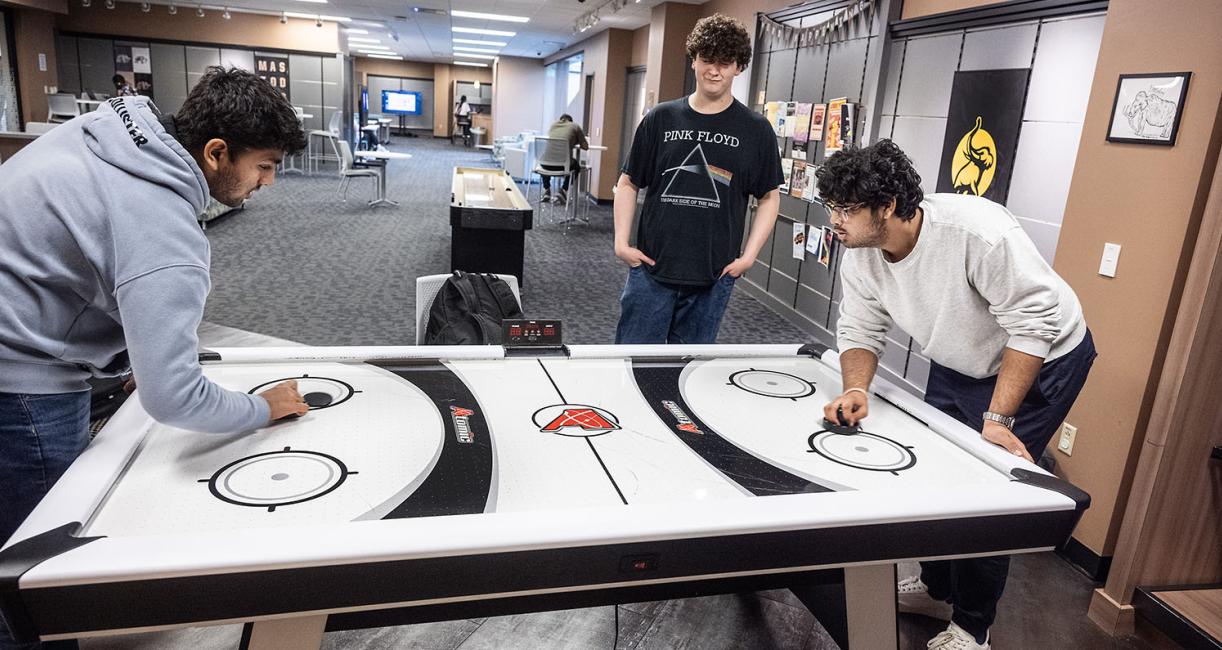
[1106,72,1191,146]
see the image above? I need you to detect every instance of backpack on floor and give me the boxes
[424,271,524,345]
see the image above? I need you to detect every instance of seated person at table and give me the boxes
[815,140,1096,650]
[613,14,783,345]
[0,67,309,648]
[539,114,589,204]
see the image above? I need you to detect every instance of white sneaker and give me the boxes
[926,622,989,650]
[898,575,953,621]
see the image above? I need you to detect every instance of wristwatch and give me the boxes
[983,411,1016,431]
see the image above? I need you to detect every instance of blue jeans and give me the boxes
[615,266,736,344]
[1,391,90,650]
[919,329,1097,643]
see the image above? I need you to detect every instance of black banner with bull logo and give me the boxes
[935,69,1029,204]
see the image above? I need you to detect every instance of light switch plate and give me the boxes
[1099,243,1121,277]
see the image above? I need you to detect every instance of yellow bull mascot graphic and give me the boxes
[951,116,996,197]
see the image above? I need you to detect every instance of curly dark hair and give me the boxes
[175,66,306,158]
[814,140,923,220]
[686,14,752,69]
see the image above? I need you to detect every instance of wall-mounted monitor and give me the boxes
[382,90,423,115]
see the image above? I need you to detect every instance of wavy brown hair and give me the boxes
[686,14,752,70]
[814,140,924,221]
[175,66,306,158]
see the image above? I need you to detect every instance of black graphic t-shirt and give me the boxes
[622,97,783,286]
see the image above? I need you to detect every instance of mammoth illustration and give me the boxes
[1123,91,1177,138]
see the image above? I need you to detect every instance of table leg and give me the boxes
[368,165,399,208]
[844,564,898,649]
[790,564,898,650]
[280,150,306,176]
[240,614,326,650]
[555,169,587,226]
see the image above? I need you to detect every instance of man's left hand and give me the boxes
[981,420,1033,463]
[720,257,754,278]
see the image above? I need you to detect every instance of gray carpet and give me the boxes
[201,137,807,346]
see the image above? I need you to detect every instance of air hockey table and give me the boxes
[0,343,1089,649]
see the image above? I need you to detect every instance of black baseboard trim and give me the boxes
[1056,536,1111,582]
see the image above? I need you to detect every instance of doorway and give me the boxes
[620,66,646,167]
[582,73,593,133]
[0,8,20,131]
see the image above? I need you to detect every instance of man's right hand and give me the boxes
[822,390,870,426]
[614,244,656,268]
[259,380,309,421]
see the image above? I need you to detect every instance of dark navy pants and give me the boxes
[919,329,1097,642]
[615,265,736,344]
[0,391,90,650]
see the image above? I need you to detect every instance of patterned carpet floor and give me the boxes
[201,136,808,346]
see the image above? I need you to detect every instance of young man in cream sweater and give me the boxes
[815,140,1096,650]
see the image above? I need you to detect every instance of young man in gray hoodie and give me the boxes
[0,67,309,649]
[815,140,1096,650]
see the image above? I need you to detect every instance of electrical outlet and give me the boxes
[1057,423,1077,456]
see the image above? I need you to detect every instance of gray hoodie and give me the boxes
[0,96,269,432]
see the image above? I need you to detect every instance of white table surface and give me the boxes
[354,151,412,160]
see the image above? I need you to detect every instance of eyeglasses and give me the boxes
[824,201,867,220]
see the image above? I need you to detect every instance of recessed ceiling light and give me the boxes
[368,54,404,60]
[455,53,497,60]
[345,28,368,34]
[358,49,395,54]
[348,37,381,43]
[450,9,528,23]
[452,26,516,37]
[292,0,327,3]
[356,44,392,50]
[454,61,489,67]
[452,38,507,46]
[453,46,499,54]
[284,11,350,22]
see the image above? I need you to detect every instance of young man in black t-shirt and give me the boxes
[613,14,783,344]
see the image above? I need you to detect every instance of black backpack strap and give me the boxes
[471,275,503,342]
[454,272,502,343]
[480,274,522,319]
[450,271,481,317]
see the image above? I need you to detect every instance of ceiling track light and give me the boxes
[315,15,322,27]
[168,3,177,14]
[81,0,91,7]
[196,4,204,17]
[280,11,287,23]
[573,0,630,37]
[104,0,115,9]
[222,7,231,19]
[141,2,150,11]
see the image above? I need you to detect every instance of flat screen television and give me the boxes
[382,90,423,115]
